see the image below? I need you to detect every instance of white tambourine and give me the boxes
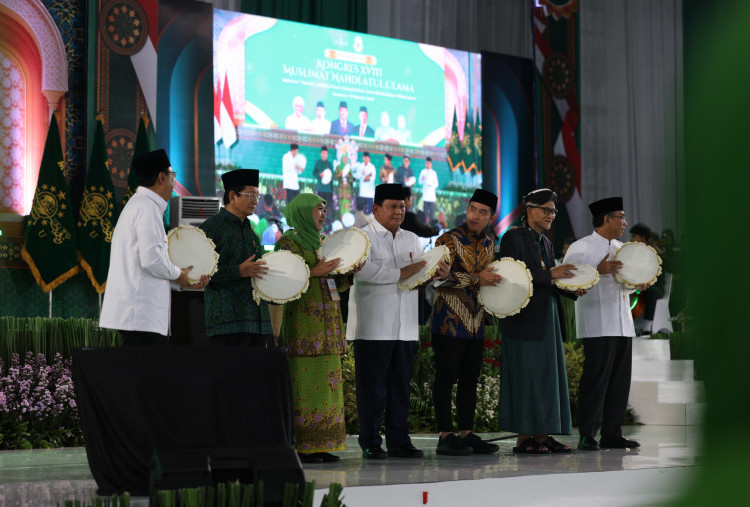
[478,258,533,318]
[321,168,332,185]
[252,250,310,305]
[317,227,370,274]
[167,226,219,283]
[553,262,600,291]
[613,241,662,289]
[398,245,450,291]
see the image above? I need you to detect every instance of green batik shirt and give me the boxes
[200,208,271,337]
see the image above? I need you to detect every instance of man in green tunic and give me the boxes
[200,169,272,346]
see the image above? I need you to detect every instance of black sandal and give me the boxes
[513,437,551,454]
[541,437,572,453]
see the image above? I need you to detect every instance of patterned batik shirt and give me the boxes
[200,208,272,337]
[431,223,495,340]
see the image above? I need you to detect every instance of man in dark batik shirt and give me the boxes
[200,169,272,347]
[431,189,502,456]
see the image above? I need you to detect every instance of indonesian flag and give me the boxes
[214,81,222,145]
[220,73,237,147]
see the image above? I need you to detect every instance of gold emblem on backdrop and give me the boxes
[78,186,116,242]
[28,185,72,245]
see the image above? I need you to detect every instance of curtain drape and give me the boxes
[579,0,684,237]
[367,0,532,58]
[240,0,367,31]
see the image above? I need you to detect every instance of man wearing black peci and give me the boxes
[498,189,582,454]
[563,197,649,450]
[431,189,501,456]
[200,169,272,347]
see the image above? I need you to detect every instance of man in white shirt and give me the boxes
[353,183,448,459]
[284,96,311,131]
[563,197,648,451]
[418,157,439,224]
[281,143,307,204]
[309,101,331,135]
[355,151,376,214]
[100,149,209,345]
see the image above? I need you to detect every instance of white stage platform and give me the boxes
[0,426,699,506]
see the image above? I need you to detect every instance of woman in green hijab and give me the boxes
[275,193,351,463]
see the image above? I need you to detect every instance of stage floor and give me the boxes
[0,426,700,506]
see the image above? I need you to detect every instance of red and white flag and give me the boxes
[219,73,237,147]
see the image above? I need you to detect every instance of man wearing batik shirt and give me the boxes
[200,169,272,347]
[431,189,502,456]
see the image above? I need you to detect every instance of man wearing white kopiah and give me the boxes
[563,196,648,451]
[352,183,444,460]
[282,143,307,204]
[100,149,209,346]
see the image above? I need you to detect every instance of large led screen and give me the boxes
[213,10,483,243]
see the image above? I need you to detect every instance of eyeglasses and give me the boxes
[528,205,557,216]
[608,213,627,221]
[238,192,260,201]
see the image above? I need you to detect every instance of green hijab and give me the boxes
[279,193,325,253]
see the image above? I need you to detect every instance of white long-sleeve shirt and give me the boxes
[418,168,439,202]
[99,187,181,335]
[349,219,423,341]
[282,151,307,190]
[563,231,635,338]
[356,162,376,198]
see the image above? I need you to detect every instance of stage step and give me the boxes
[632,360,694,382]
[632,337,671,360]
[628,338,702,425]
[658,380,705,404]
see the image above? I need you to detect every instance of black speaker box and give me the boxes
[150,445,304,504]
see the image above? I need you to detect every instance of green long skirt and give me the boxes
[498,295,572,435]
[289,354,347,453]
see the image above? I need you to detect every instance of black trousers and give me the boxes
[285,188,299,204]
[423,201,436,224]
[211,333,274,348]
[432,334,484,432]
[642,284,665,321]
[119,330,168,346]
[577,336,633,439]
[354,340,417,450]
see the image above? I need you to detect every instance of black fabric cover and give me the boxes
[72,347,295,496]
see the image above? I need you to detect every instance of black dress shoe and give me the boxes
[387,443,424,458]
[577,436,600,451]
[600,436,640,449]
[436,434,473,456]
[317,452,340,462]
[298,452,323,463]
[362,446,388,460]
[461,433,499,455]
